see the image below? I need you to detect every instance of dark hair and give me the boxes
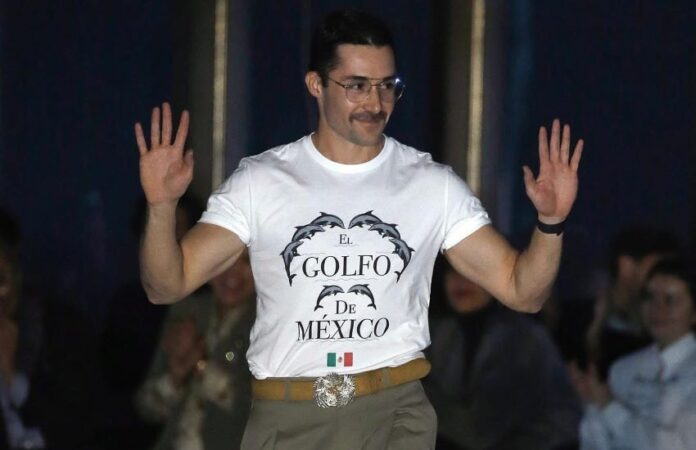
[309,9,395,85]
[609,226,679,278]
[645,257,696,309]
[0,207,20,255]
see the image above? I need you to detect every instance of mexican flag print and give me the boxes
[327,352,353,367]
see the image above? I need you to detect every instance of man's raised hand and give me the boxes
[135,102,193,206]
[522,119,584,223]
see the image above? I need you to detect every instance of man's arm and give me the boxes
[135,103,245,304]
[446,119,583,313]
[140,209,245,304]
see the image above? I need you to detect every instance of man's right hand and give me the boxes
[135,102,193,206]
[136,102,246,305]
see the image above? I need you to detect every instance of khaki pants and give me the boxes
[240,380,437,450]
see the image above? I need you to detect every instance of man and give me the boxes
[575,257,696,450]
[426,262,581,449]
[584,226,678,378]
[134,9,583,449]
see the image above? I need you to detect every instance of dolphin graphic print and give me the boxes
[348,211,383,229]
[280,240,304,286]
[281,211,416,286]
[311,212,346,229]
[347,284,376,309]
[281,213,344,285]
[368,222,401,240]
[314,285,345,311]
[389,238,415,281]
[291,224,325,242]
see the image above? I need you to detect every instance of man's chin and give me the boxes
[349,127,385,147]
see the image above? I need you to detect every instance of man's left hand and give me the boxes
[523,119,584,223]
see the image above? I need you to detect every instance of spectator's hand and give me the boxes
[162,316,205,387]
[568,361,612,407]
[135,102,193,206]
[523,119,584,223]
[0,316,17,384]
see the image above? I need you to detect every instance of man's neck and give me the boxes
[311,127,384,165]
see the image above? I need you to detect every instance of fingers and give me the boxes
[571,139,584,172]
[142,103,188,153]
[162,102,172,146]
[522,165,535,194]
[588,364,599,379]
[541,119,583,170]
[561,124,571,163]
[134,122,148,155]
[184,149,194,168]
[550,118,561,163]
[538,126,549,167]
[566,362,583,386]
[150,106,161,148]
[174,110,190,151]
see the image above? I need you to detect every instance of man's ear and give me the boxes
[305,71,323,99]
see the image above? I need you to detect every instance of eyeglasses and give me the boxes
[327,76,405,103]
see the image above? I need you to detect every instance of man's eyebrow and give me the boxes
[342,75,398,82]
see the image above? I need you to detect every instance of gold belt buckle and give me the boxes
[313,372,356,408]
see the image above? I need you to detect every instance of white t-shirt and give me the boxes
[200,135,490,379]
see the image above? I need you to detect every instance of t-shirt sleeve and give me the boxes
[198,160,253,245]
[441,167,491,251]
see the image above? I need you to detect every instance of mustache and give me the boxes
[350,111,387,123]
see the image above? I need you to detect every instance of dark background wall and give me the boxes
[0,1,177,326]
[497,0,696,297]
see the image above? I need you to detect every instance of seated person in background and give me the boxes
[0,238,45,449]
[586,227,678,378]
[575,257,696,450]
[136,253,255,450]
[424,261,581,450]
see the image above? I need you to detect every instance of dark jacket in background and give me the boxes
[425,303,582,450]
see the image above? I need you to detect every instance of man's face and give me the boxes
[641,274,696,347]
[445,270,492,314]
[211,255,254,309]
[314,44,397,147]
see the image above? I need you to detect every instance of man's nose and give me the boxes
[362,85,383,113]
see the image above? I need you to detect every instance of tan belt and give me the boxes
[251,358,431,402]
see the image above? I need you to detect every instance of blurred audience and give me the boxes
[585,227,678,379]
[425,261,581,450]
[101,194,204,391]
[573,257,696,449]
[0,209,45,449]
[136,252,255,450]
[94,194,204,448]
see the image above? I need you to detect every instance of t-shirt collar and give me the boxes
[303,133,393,173]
